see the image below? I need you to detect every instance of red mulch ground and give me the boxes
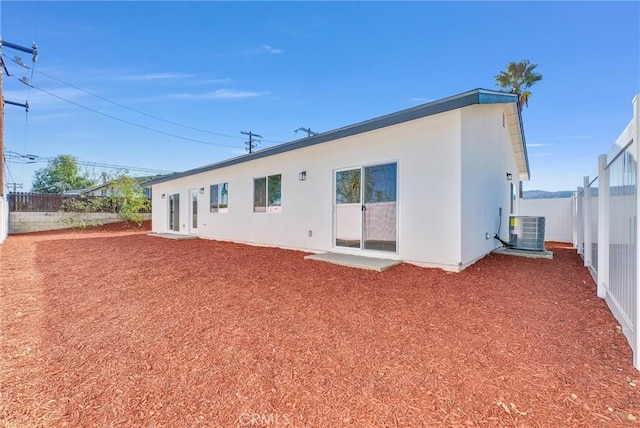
[1,222,638,427]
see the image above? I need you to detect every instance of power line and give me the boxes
[4,159,15,183]
[19,78,243,149]
[294,127,318,137]
[73,159,173,174]
[241,131,262,154]
[20,62,244,140]
[1,39,38,197]
[5,182,23,193]
[3,55,288,145]
[4,150,173,175]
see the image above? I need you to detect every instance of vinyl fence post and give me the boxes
[572,191,577,249]
[583,176,591,268]
[576,187,584,255]
[597,154,609,299]
[633,94,639,369]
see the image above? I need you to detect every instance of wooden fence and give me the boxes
[7,192,150,213]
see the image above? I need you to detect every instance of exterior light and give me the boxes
[299,171,307,181]
[506,172,513,181]
[161,193,166,199]
[199,187,205,194]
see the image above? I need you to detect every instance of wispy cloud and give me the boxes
[527,143,551,148]
[410,97,434,103]
[261,45,283,54]
[117,72,195,81]
[187,78,232,86]
[43,68,197,84]
[556,135,592,140]
[170,89,270,100]
[240,44,284,57]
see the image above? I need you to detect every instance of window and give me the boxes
[510,183,516,214]
[210,182,229,213]
[254,174,281,213]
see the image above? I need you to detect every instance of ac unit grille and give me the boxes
[509,216,545,251]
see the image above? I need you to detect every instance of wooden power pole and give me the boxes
[0,66,4,197]
[0,39,38,197]
[241,131,262,154]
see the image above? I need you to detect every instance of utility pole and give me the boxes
[294,127,318,138]
[241,131,262,154]
[0,39,38,198]
[1,65,4,198]
[6,182,22,194]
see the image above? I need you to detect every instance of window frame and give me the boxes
[210,182,229,213]
[254,174,282,213]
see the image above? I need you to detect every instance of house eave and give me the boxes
[145,88,522,186]
[505,103,530,181]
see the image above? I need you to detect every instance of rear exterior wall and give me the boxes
[152,109,465,270]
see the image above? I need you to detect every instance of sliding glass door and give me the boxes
[335,162,397,252]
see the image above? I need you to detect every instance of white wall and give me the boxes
[460,104,521,267]
[518,197,575,243]
[0,196,7,244]
[153,109,465,270]
[152,103,522,271]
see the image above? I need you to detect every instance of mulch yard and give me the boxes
[1,222,638,427]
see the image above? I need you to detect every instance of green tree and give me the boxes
[105,172,151,225]
[495,60,543,112]
[32,154,97,193]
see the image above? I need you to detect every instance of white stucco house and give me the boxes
[148,88,529,271]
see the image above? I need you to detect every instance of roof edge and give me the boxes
[146,88,520,186]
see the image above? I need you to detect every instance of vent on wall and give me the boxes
[508,216,545,251]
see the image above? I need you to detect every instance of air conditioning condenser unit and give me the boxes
[508,216,545,251]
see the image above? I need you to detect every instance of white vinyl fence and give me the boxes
[0,196,7,244]
[576,95,639,369]
[519,197,574,243]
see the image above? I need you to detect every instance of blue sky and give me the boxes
[1,1,638,192]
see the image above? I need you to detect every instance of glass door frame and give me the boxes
[333,160,399,254]
[168,193,181,232]
[188,189,198,235]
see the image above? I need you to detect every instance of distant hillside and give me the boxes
[523,190,573,199]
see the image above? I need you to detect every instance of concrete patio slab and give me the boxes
[492,247,554,259]
[304,252,401,272]
[147,232,199,240]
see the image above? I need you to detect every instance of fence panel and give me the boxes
[7,192,150,213]
[576,188,584,255]
[8,192,70,212]
[519,197,574,242]
[589,178,599,277]
[605,139,637,357]
[579,94,639,368]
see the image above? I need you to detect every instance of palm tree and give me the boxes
[495,60,542,112]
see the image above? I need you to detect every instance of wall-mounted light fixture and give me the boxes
[299,171,307,181]
[161,193,166,199]
[199,187,205,194]
[506,172,513,181]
